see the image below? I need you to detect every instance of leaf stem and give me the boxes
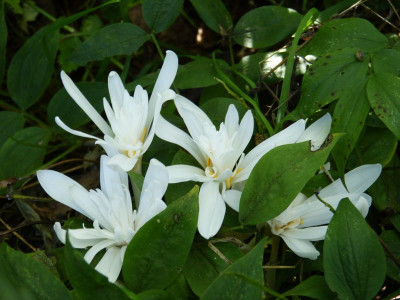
[150,33,165,60]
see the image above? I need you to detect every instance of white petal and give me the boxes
[84,239,116,264]
[141,159,169,200]
[54,222,66,244]
[281,236,320,260]
[55,117,100,140]
[224,105,239,136]
[232,110,254,158]
[283,226,327,241]
[136,192,167,230]
[61,71,113,137]
[37,170,90,218]
[222,189,242,212]
[148,51,179,128]
[353,194,371,218]
[156,116,206,168]
[198,182,226,239]
[166,165,208,183]
[106,154,137,172]
[142,94,163,153]
[344,164,382,194]
[95,247,123,283]
[100,155,128,200]
[297,113,332,151]
[108,71,125,113]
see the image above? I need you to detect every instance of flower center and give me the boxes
[125,149,139,158]
[270,218,303,236]
[205,157,218,178]
[225,168,243,189]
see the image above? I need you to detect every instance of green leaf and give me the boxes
[0,111,25,146]
[128,171,144,192]
[372,49,400,76]
[138,290,172,300]
[301,18,388,56]
[380,230,400,282]
[142,0,183,33]
[0,0,7,85]
[64,237,136,300]
[347,127,397,169]
[332,79,370,172]
[47,82,107,130]
[323,198,386,300]
[201,238,266,300]
[175,58,219,89]
[0,127,50,180]
[318,0,358,22]
[0,242,71,300]
[7,27,59,109]
[291,48,369,119]
[183,241,243,296]
[123,186,199,292]
[367,72,400,139]
[240,135,341,224]
[57,36,81,72]
[233,6,302,49]
[189,0,232,34]
[391,214,400,232]
[68,23,149,66]
[200,97,247,127]
[283,275,335,300]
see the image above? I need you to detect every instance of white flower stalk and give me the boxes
[268,164,382,260]
[156,95,332,239]
[57,51,179,172]
[37,156,168,282]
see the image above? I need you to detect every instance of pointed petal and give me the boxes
[224,105,239,136]
[281,236,320,260]
[198,182,226,239]
[106,154,137,172]
[141,159,169,200]
[344,164,382,194]
[100,155,128,200]
[232,110,254,158]
[222,189,242,212]
[61,71,113,137]
[283,226,327,241]
[166,165,208,183]
[353,194,371,218]
[55,117,100,140]
[95,247,123,283]
[156,116,206,167]
[54,222,66,244]
[108,71,125,113]
[84,239,116,264]
[297,113,332,151]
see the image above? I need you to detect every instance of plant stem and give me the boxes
[150,34,165,60]
[228,37,235,68]
[265,236,280,290]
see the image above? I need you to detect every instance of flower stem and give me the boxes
[150,34,165,60]
[265,236,280,290]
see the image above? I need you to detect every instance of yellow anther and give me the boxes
[207,157,212,167]
[140,127,147,142]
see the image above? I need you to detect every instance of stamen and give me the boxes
[140,127,147,142]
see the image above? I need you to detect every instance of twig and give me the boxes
[0,221,52,236]
[361,3,400,32]
[322,164,335,183]
[0,218,36,251]
[208,241,232,265]
[337,0,366,17]
[387,0,400,23]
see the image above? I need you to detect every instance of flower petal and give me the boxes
[61,71,113,137]
[100,155,129,200]
[95,246,123,283]
[283,226,327,241]
[344,164,382,194]
[84,239,116,264]
[156,116,206,167]
[297,113,332,151]
[224,104,239,136]
[232,110,254,159]
[281,236,320,260]
[55,117,100,140]
[106,154,137,172]
[108,71,126,113]
[166,165,208,183]
[222,189,242,212]
[198,181,226,239]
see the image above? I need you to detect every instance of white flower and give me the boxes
[268,164,382,260]
[156,95,332,239]
[56,51,179,172]
[37,156,168,282]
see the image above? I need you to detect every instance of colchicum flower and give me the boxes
[37,156,168,282]
[56,51,178,172]
[268,164,382,260]
[156,95,332,239]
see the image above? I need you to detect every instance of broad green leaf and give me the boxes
[0,0,7,85]
[301,18,388,56]
[368,155,400,212]
[283,276,335,299]
[200,97,247,126]
[380,230,400,282]
[201,238,266,300]
[123,186,199,292]
[291,48,369,119]
[64,238,136,300]
[324,199,386,300]
[165,274,195,299]
[0,127,50,180]
[240,135,341,224]
[0,242,71,300]
[183,242,243,296]
[372,49,400,76]
[0,111,24,146]
[7,27,59,109]
[68,23,149,66]
[47,82,107,130]
[142,0,183,33]
[367,72,400,139]
[233,6,302,49]
[189,0,232,34]
[332,79,370,172]
[347,127,397,169]
[138,290,172,300]
[318,0,358,22]
[57,36,81,72]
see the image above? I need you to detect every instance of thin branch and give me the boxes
[0,221,52,236]
[0,218,36,251]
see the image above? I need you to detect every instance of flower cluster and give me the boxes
[38,50,381,282]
